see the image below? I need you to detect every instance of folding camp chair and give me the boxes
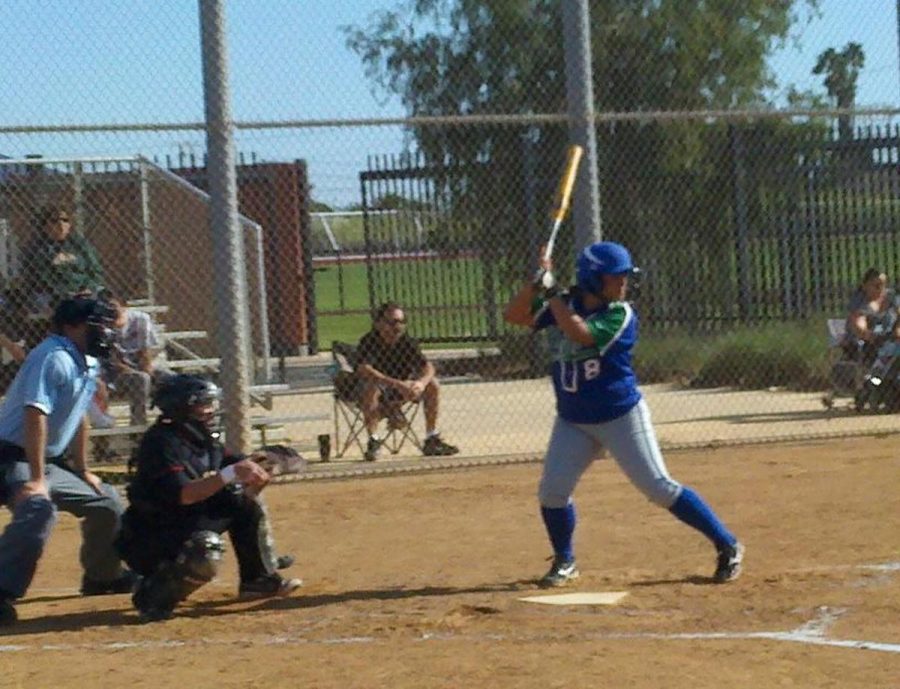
[330,341,423,459]
[822,318,865,409]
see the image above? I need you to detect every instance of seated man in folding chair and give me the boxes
[355,302,459,461]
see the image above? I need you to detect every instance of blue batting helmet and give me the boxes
[576,241,635,294]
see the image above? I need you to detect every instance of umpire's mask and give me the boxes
[52,295,118,359]
[85,298,119,359]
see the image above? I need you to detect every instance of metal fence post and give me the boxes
[562,0,601,249]
[138,159,155,304]
[297,159,318,355]
[72,161,85,238]
[729,124,752,321]
[198,0,252,453]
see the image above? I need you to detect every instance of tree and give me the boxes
[813,42,865,140]
[344,0,823,327]
[309,199,334,213]
[345,1,820,119]
[371,192,427,211]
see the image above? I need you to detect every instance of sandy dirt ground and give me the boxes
[3,435,900,688]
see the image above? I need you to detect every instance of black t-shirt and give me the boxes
[126,419,239,527]
[355,330,427,380]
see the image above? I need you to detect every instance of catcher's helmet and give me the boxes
[152,374,221,419]
[576,241,636,295]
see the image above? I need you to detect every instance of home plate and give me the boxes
[518,592,629,606]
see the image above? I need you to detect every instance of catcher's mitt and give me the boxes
[253,444,307,477]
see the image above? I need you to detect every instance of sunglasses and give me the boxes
[384,317,406,326]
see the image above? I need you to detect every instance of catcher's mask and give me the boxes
[576,241,639,296]
[152,374,221,429]
[52,295,118,359]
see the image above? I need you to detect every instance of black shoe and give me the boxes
[276,554,295,570]
[0,596,17,626]
[131,577,174,623]
[422,434,459,457]
[81,569,140,596]
[538,557,580,588]
[714,542,745,583]
[239,574,302,599]
[364,436,382,462]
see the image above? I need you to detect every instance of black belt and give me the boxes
[0,440,64,464]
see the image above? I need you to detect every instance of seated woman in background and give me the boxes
[20,205,105,316]
[845,268,900,365]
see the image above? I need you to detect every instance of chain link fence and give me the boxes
[1,1,899,462]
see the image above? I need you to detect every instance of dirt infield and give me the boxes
[3,436,900,688]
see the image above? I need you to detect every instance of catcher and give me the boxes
[116,374,302,622]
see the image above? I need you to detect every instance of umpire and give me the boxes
[117,374,301,622]
[0,295,136,626]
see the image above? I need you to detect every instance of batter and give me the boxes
[503,241,744,587]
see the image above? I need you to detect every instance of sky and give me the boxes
[0,0,898,208]
[767,0,899,107]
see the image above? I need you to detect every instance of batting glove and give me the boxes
[532,268,560,299]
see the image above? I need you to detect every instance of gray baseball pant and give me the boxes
[0,460,126,598]
[538,399,683,509]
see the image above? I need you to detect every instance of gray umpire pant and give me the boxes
[0,459,126,599]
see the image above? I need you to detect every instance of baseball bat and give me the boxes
[543,144,583,261]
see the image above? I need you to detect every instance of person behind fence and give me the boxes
[355,301,459,461]
[116,374,302,622]
[20,206,105,316]
[844,267,900,365]
[88,288,170,428]
[502,241,744,588]
[0,295,137,626]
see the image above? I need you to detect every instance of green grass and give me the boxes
[310,214,365,250]
[315,313,371,347]
[313,265,369,312]
[313,258,493,346]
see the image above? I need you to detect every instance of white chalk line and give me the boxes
[7,562,900,655]
[3,605,899,656]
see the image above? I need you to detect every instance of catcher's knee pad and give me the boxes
[132,531,225,620]
[179,530,226,583]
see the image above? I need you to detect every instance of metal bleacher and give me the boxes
[86,305,328,462]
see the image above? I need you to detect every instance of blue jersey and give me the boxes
[534,293,641,423]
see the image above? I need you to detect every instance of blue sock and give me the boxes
[540,503,576,561]
[668,487,736,550]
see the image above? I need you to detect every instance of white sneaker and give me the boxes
[539,557,580,588]
[88,404,116,429]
